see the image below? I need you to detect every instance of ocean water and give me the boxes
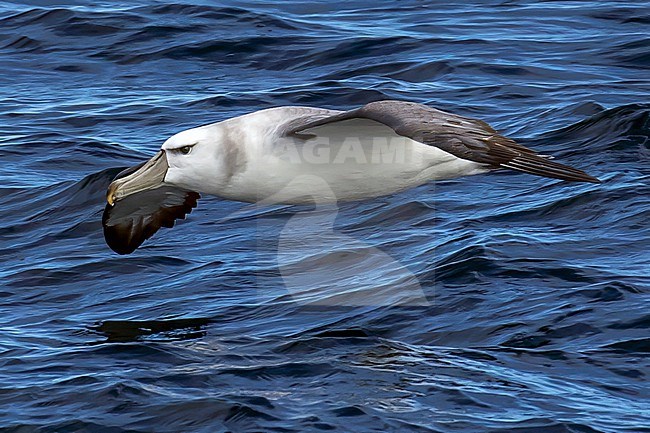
[0,1,649,432]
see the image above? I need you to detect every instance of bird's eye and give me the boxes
[179,146,192,155]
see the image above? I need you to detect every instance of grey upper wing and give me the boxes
[284,100,600,183]
[102,164,200,255]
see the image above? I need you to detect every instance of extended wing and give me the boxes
[102,164,200,255]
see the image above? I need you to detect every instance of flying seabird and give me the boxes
[102,100,600,254]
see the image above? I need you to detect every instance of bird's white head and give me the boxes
[161,125,234,193]
[106,123,237,206]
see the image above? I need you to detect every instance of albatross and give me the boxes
[102,100,600,254]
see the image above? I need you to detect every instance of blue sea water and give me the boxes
[0,1,649,432]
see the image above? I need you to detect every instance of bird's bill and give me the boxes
[106,150,169,206]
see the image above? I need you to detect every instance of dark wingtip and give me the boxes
[102,189,200,255]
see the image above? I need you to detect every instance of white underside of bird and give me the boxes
[164,107,487,204]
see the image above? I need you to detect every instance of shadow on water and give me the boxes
[90,317,212,343]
